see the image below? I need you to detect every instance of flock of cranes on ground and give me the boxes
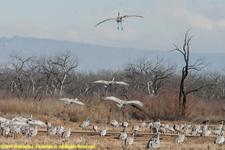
[1,115,225,149]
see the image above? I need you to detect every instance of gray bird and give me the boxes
[139,120,146,130]
[215,121,224,130]
[93,125,98,133]
[121,122,129,129]
[47,127,57,136]
[56,126,64,138]
[175,134,187,144]
[214,131,224,146]
[80,118,90,134]
[95,12,143,30]
[147,133,160,149]
[107,120,119,135]
[201,126,211,137]
[125,132,135,146]
[1,126,10,137]
[28,126,38,137]
[119,129,127,140]
[62,128,71,141]
[99,125,107,137]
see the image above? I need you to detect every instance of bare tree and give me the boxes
[8,54,33,99]
[51,50,78,96]
[125,57,175,97]
[171,30,214,116]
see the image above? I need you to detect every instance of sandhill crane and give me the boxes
[93,125,98,133]
[173,124,180,134]
[152,119,161,128]
[147,133,160,149]
[28,126,38,137]
[202,122,208,132]
[22,126,30,135]
[10,125,21,138]
[139,120,146,131]
[1,126,10,137]
[93,78,129,87]
[121,122,128,130]
[175,134,187,145]
[99,124,107,137]
[201,126,212,137]
[57,98,87,108]
[132,125,139,136]
[80,118,90,134]
[214,131,224,146]
[102,96,144,108]
[62,128,71,141]
[158,127,166,135]
[107,120,119,135]
[192,123,201,133]
[213,129,222,136]
[119,128,127,140]
[73,136,83,142]
[152,126,159,134]
[215,121,224,130]
[46,122,51,136]
[167,126,175,134]
[56,126,64,138]
[47,127,57,136]
[183,128,190,135]
[184,122,191,130]
[95,12,143,30]
[125,132,135,146]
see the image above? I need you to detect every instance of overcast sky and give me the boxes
[0,0,225,53]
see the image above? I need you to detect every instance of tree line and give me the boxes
[0,49,224,104]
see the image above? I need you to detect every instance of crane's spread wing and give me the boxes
[11,117,29,123]
[9,121,30,126]
[102,96,123,104]
[73,100,87,107]
[114,81,129,86]
[124,100,144,107]
[95,18,117,26]
[57,98,72,102]
[93,80,109,85]
[122,15,144,19]
[28,120,47,127]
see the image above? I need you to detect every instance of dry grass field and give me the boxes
[0,95,225,150]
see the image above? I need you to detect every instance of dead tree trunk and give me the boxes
[172,30,192,116]
[172,30,212,116]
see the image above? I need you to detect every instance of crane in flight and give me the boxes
[93,77,129,87]
[95,12,143,30]
[102,96,144,108]
[57,98,87,108]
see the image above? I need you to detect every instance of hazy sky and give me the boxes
[0,0,225,53]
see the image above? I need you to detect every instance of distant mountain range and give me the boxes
[0,36,224,72]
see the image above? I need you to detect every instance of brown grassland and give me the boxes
[0,90,225,150]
